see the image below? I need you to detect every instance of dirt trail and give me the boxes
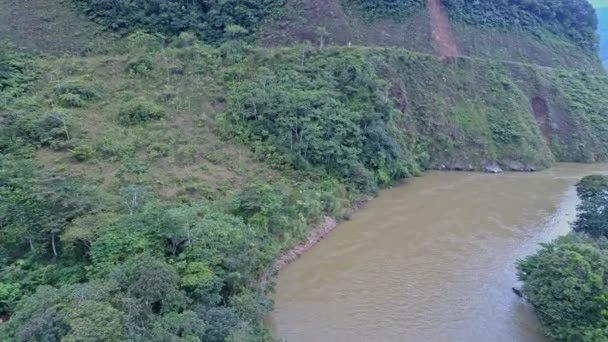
[531,97,550,144]
[427,0,459,57]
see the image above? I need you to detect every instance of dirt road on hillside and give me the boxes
[428,0,459,57]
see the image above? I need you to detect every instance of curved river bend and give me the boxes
[270,164,608,342]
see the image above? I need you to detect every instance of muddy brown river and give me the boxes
[270,164,608,342]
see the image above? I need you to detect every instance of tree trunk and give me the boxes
[51,233,58,257]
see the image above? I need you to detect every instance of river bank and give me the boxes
[273,199,371,271]
[270,164,608,341]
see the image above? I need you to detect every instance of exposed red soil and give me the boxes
[427,0,459,57]
[531,97,550,144]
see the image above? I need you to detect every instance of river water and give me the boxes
[270,163,608,342]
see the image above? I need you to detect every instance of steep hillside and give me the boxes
[1,0,608,340]
[260,0,603,72]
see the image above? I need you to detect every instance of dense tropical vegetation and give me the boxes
[0,39,357,341]
[518,175,608,341]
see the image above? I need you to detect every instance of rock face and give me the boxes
[482,163,503,174]
[274,216,339,271]
[502,160,536,172]
[433,161,504,173]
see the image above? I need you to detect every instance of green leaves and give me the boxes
[519,176,608,341]
[223,51,412,192]
[574,175,608,238]
[117,98,166,125]
[518,235,608,341]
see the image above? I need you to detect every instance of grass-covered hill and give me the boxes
[0,0,608,341]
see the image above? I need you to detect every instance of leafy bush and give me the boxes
[517,234,608,341]
[0,44,37,108]
[518,176,608,341]
[126,55,154,75]
[70,145,96,162]
[573,175,608,238]
[54,79,102,103]
[57,93,86,108]
[118,98,166,125]
[0,112,70,152]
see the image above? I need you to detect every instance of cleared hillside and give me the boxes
[259,0,603,72]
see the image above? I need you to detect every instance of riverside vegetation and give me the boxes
[518,175,608,341]
[0,0,607,341]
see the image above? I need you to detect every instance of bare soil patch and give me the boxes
[427,0,459,57]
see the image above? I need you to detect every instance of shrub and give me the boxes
[58,93,86,108]
[517,234,608,341]
[95,137,136,161]
[126,55,154,75]
[0,112,70,152]
[0,43,37,99]
[573,175,608,238]
[118,98,166,125]
[54,79,102,102]
[148,142,172,158]
[70,145,96,162]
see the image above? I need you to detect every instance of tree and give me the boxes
[517,234,608,341]
[6,286,69,342]
[0,159,94,259]
[574,175,608,238]
[62,300,126,342]
[149,311,206,342]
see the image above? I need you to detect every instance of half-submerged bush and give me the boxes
[118,98,166,125]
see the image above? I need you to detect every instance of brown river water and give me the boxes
[270,163,608,342]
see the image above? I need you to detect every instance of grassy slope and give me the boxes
[0,0,605,186]
[21,45,608,189]
[25,50,281,204]
[1,0,606,233]
[259,0,603,73]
